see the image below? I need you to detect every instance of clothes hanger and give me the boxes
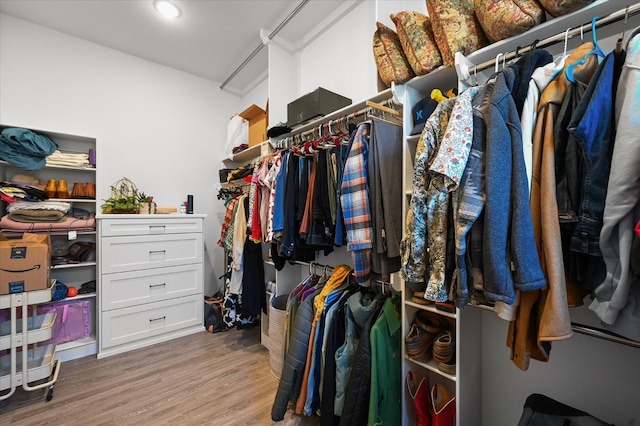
[365,100,402,117]
[565,16,605,83]
[616,6,629,54]
[494,52,504,73]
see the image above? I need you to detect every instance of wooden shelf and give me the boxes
[223,140,273,164]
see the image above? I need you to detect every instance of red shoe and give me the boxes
[430,383,456,426]
[407,371,431,426]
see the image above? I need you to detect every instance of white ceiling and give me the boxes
[0,0,346,96]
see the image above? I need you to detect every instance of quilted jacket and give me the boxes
[338,294,385,426]
[271,287,319,421]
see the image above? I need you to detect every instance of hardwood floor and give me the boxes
[0,326,321,426]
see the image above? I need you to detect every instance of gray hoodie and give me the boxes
[589,27,640,341]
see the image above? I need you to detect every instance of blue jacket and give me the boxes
[483,67,547,303]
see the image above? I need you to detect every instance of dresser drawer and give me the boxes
[100,217,203,237]
[101,264,203,311]
[101,294,202,349]
[101,233,203,274]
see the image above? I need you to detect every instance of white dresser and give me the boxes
[96,214,205,358]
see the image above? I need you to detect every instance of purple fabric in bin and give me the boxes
[37,299,91,345]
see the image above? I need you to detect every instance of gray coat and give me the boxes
[271,288,318,421]
[590,27,640,341]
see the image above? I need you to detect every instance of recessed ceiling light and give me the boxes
[154,0,181,19]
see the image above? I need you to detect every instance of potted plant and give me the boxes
[137,192,156,214]
[100,177,141,214]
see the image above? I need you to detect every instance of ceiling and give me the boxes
[0,0,346,96]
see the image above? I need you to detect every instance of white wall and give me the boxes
[297,0,377,105]
[241,75,268,118]
[0,13,242,296]
[481,311,640,425]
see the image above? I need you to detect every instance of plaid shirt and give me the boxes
[217,197,237,249]
[340,123,372,286]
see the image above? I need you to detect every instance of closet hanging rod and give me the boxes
[277,95,400,148]
[219,0,311,90]
[465,3,640,77]
[290,260,395,290]
[473,302,640,348]
[571,322,640,349]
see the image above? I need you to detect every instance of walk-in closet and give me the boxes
[1,1,639,425]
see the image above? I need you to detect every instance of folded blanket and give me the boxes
[46,150,90,167]
[7,200,71,213]
[0,213,95,232]
[9,209,67,223]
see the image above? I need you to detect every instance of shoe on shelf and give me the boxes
[437,355,456,375]
[432,330,454,364]
[430,383,456,426]
[405,324,434,360]
[435,300,456,313]
[407,370,431,426]
[414,310,445,335]
[56,179,69,199]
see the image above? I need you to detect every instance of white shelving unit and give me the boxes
[0,284,61,401]
[0,124,98,362]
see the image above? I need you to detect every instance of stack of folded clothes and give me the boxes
[46,150,90,168]
[0,180,48,202]
[6,200,71,222]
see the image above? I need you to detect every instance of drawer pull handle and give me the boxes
[149,316,166,322]
[149,283,166,289]
[149,250,166,254]
[149,225,166,232]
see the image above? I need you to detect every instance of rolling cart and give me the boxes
[0,283,61,401]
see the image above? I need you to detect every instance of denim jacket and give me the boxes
[567,51,621,255]
[483,67,547,303]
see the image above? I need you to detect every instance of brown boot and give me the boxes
[407,370,431,426]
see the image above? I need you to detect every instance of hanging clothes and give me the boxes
[338,293,385,426]
[453,83,490,308]
[340,123,373,286]
[508,43,598,371]
[481,52,548,305]
[295,265,352,415]
[229,194,248,295]
[272,284,322,422]
[368,297,401,426]
[590,27,640,340]
[422,86,481,302]
[368,118,403,281]
[240,239,265,317]
[334,289,380,417]
[401,98,456,288]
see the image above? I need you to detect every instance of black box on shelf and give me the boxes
[287,87,352,127]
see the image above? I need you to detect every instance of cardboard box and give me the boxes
[0,233,51,295]
[238,104,268,147]
[287,87,352,127]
